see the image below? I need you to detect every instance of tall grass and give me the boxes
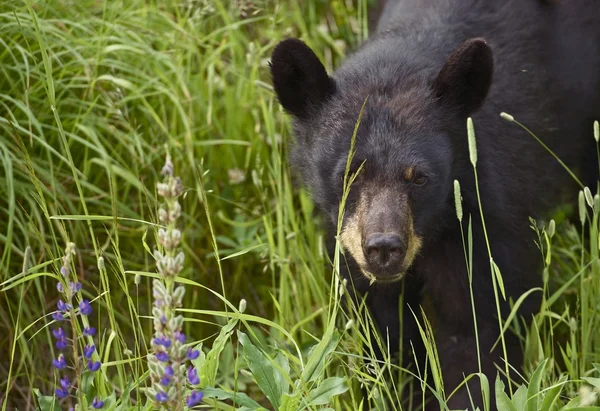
[0,0,599,410]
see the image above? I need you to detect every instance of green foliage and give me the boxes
[0,0,599,410]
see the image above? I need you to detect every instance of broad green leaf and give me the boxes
[274,351,291,397]
[202,386,263,409]
[512,385,528,411]
[280,392,302,411]
[582,377,600,390]
[304,377,348,407]
[198,317,238,386]
[526,359,548,411]
[34,389,60,411]
[301,330,340,383]
[540,376,567,411]
[495,376,517,411]
[238,331,281,409]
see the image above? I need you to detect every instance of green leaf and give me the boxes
[582,377,600,390]
[202,386,263,409]
[274,351,291,397]
[280,392,302,411]
[304,377,349,407]
[238,331,282,409]
[34,389,60,411]
[540,376,567,411]
[491,260,506,300]
[197,317,238,387]
[495,376,517,411]
[301,330,340,383]
[526,359,548,411]
[512,385,528,411]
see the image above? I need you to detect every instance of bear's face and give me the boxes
[270,38,493,282]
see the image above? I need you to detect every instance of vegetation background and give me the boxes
[0,0,599,410]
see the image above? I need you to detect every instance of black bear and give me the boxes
[270,0,600,409]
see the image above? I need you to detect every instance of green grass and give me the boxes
[0,1,599,410]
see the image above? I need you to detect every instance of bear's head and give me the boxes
[270,37,493,282]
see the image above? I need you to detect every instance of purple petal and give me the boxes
[60,266,69,277]
[188,366,199,385]
[87,360,101,372]
[79,300,92,316]
[83,344,95,359]
[186,348,199,360]
[83,326,96,336]
[59,376,70,390]
[52,355,66,370]
[55,388,69,399]
[156,391,168,402]
[174,331,186,344]
[156,351,169,362]
[52,312,64,322]
[186,390,204,407]
[52,327,65,339]
[164,365,174,377]
[57,282,64,292]
[92,396,104,409]
[56,338,68,350]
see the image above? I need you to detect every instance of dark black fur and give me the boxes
[270,1,600,409]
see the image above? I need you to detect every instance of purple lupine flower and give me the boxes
[160,375,171,386]
[83,326,96,336]
[186,348,199,360]
[153,336,171,348]
[83,344,95,359]
[53,327,65,339]
[57,300,71,312]
[52,312,64,322]
[87,360,101,371]
[91,396,104,409]
[57,282,64,292]
[186,390,204,407]
[59,376,70,390]
[70,282,82,293]
[53,354,67,370]
[60,266,69,277]
[79,300,92,316]
[188,366,199,385]
[164,365,174,377]
[174,331,186,344]
[156,351,169,362]
[156,391,168,402]
[55,387,69,399]
[56,338,68,350]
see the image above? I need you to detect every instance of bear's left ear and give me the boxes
[432,38,493,114]
[270,38,335,119]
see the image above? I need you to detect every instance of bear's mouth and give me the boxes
[360,268,406,285]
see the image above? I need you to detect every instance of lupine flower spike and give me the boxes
[145,149,203,409]
[50,242,104,408]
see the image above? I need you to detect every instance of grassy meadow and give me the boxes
[0,0,599,410]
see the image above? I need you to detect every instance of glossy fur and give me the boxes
[270,1,600,409]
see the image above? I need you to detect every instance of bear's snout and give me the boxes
[363,232,406,275]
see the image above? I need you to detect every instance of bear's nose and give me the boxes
[363,233,405,270]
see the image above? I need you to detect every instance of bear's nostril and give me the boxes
[364,233,405,267]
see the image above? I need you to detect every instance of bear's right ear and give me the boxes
[270,38,335,119]
[432,38,494,115]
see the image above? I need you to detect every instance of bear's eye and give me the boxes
[413,175,428,186]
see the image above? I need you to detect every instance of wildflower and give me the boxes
[83,345,96,359]
[91,396,105,409]
[55,387,69,399]
[188,366,199,385]
[53,354,67,370]
[79,300,92,316]
[53,328,65,339]
[145,149,203,409]
[47,243,103,406]
[88,360,101,372]
[186,348,199,360]
[156,391,168,402]
[186,390,204,407]
[83,326,96,336]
